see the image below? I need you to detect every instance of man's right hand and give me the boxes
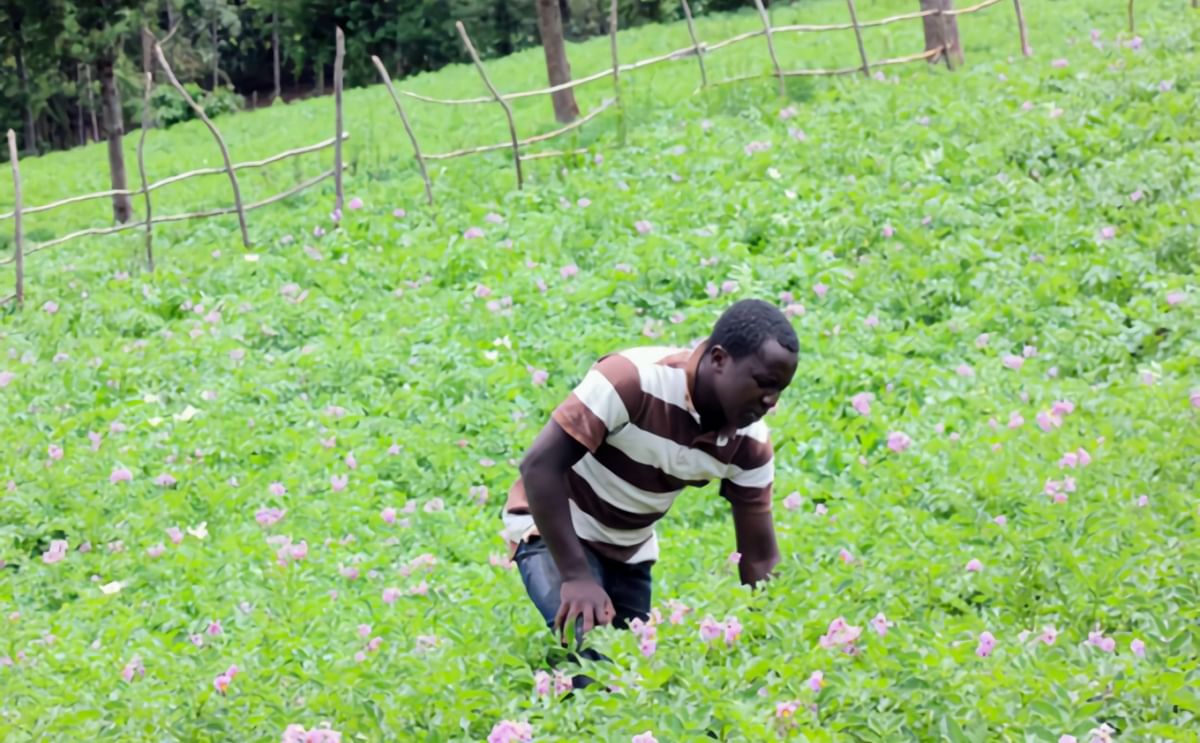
[555,578,615,641]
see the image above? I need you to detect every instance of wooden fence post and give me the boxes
[845,0,871,76]
[609,0,625,144]
[1012,0,1031,56]
[137,72,155,271]
[455,22,524,190]
[920,0,962,69]
[752,0,786,96]
[153,42,251,247]
[1127,0,1135,33]
[680,0,708,88]
[371,55,435,206]
[334,27,345,215]
[6,130,23,307]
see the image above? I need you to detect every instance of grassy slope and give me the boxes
[0,0,1198,740]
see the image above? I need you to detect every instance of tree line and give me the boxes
[0,0,758,160]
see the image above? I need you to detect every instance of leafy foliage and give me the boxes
[150,83,244,128]
[0,0,1198,741]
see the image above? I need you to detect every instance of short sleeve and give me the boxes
[720,427,774,513]
[551,353,643,453]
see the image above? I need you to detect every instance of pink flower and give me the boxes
[838,548,854,564]
[345,452,357,470]
[699,616,723,642]
[411,580,429,596]
[1059,451,1079,469]
[1131,638,1145,657]
[1076,448,1091,466]
[189,634,204,647]
[560,264,579,279]
[313,225,325,238]
[487,720,533,743]
[727,551,742,566]
[1097,225,1116,240]
[207,620,223,636]
[347,197,364,211]
[850,392,872,416]
[282,725,342,743]
[110,466,133,484]
[976,631,996,657]
[269,482,287,497]
[1059,736,1078,743]
[382,588,400,604]
[0,370,14,387]
[955,364,975,377]
[367,636,382,652]
[423,498,444,513]
[553,671,572,696]
[993,515,1008,527]
[256,507,286,527]
[463,227,484,240]
[1037,410,1063,432]
[722,616,743,646]
[393,208,406,218]
[788,127,807,141]
[289,541,308,561]
[1099,637,1115,653]
[1125,36,1143,49]
[975,333,990,348]
[814,503,828,516]
[147,543,166,558]
[340,566,359,580]
[42,300,59,314]
[1136,494,1149,508]
[635,220,653,234]
[48,444,64,461]
[870,612,892,637]
[1051,58,1068,68]
[381,507,397,524]
[818,617,862,650]
[530,369,549,386]
[640,637,657,656]
[167,527,184,544]
[214,672,233,694]
[42,539,69,564]
[121,656,144,683]
[886,431,912,453]
[485,212,504,224]
[534,670,551,696]
[807,670,824,691]
[1039,626,1058,645]
[965,558,983,573]
[1166,291,1185,306]
[743,140,771,156]
[1002,355,1024,370]
[783,303,805,318]
[721,279,739,295]
[330,474,348,492]
[813,283,829,299]
[783,492,803,510]
[1008,411,1025,429]
[632,733,658,743]
[666,600,690,625]
[882,224,895,238]
[154,473,177,488]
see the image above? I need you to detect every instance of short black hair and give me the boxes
[710,299,799,359]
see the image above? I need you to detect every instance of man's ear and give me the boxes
[709,344,730,372]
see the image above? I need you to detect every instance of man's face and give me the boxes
[711,338,798,429]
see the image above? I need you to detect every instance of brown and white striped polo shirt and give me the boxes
[502,340,774,564]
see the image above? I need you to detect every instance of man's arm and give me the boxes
[519,419,616,635]
[731,505,781,587]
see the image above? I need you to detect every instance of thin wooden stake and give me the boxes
[456,21,523,190]
[136,72,155,271]
[753,0,786,96]
[680,0,708,88]
[1012,0,1031,56]
[371,55,434,206]
[609,0,625,144]
[845,0,871,76]
[1127,0,1134,33]
[153,42,250,247]
[333,27,345,214]
[938,8,956,70]
[6,130,23,307]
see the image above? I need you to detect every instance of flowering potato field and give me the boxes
[1,0,1197,740]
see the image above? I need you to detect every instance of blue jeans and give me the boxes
[514,536,653,632]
